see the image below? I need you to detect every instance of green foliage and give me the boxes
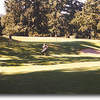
[1,0,83,37]
[71,0,100,39]
[0,17,3,35]
[97,22,100,30]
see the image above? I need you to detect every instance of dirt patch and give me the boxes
[81,48,100,54]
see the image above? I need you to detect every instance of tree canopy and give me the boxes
[1,0,83,37]
[0,17,3,35]
[71,0,100,39]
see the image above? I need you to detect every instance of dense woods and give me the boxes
[0,0,100,39]
[71,0,100,39]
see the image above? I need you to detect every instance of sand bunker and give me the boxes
[81,48,100,54]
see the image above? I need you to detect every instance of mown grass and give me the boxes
[0,36,100,94]
[0,36,100,66]
[0,69,100,94]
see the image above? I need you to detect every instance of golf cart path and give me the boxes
[0,61,100,75]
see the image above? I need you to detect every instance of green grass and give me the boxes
[0,69,100,94]
[0,36,100,66]
[0,36,100,94]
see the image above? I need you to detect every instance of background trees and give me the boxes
[71,0,100,39]
[0,17,3,36]
[0,0,84,37]
[2,0,100,39]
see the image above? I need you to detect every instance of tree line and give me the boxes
[0,0,100,39]
[71,0,100,39]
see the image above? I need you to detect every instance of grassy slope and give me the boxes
[0,37,100,66]
[0,70,100,94]
[0,37,100,94]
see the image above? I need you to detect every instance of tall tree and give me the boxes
[1,0,84,37]
[0,17,3,35]
[60,0,83,37]
[71,0,100,39]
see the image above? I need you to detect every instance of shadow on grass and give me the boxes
[0,56,100,66]
[0,69,100,94]
[48,41,100,55]
[0,36,100,66]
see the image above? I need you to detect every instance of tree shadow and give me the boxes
[0,69,100,94]
[1,56,100,66]
[0,36,100,66]
[48,41,100,55]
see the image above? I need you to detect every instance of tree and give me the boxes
[56,0,83,37]
[71,0,100,39]
[1,0,84,37]
[0,17,3,35]
[47,0,83,37]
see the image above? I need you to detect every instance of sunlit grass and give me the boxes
[0,37,100,94]
[0,36,100,67]
[1,61,100,75]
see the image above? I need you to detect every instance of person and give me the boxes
[41,43,48,55]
